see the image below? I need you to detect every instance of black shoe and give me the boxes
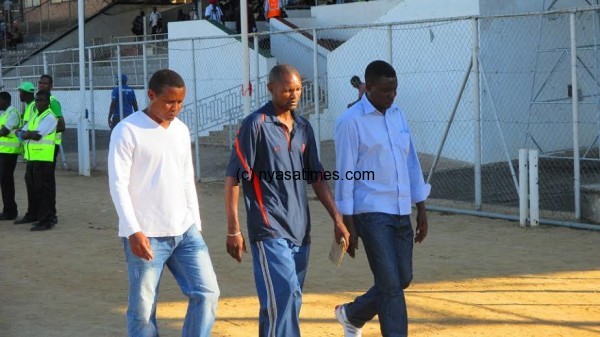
[14,216,37,225]
[30,222,54,231]
[51,215,58,225]
[0,213,17,220]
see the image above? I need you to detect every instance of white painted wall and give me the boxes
[168,20,276,135]
[479,0,586,15]
[324,0,479,162]
[269,19,329,82]
[310,0,403,26]
[54,89,145,130]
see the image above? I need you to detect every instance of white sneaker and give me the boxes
[335,304,362,337]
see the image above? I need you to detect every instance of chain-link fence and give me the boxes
[1,7,600,228]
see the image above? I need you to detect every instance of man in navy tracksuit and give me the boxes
[224,64,350,337]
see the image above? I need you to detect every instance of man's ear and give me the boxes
[267,82,274,94]
[147,89,155,101]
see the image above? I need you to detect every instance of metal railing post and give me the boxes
[191,39,201,181]
[472,18,482,209]
[117,45,123,120]
[570,12,581,220]
[88,47,96,168]
[312,28,320,157]
[143,15,148,107]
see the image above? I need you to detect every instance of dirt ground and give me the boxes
[0,165,599,337]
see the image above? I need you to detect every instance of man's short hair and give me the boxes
[148,69,185,96]
[365,60,396,84]
[36,90,51,101]
[40,74,53,85]
[0,91,11,104]
[268,64,301,84]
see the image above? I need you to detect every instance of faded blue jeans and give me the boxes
[345,212,414,337]
[122,224,220,337]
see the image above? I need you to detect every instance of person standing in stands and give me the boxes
[37,74,64,225]
[108,74,138,130]
[13,82,36,226]
[0,91,22,221]
[18,90,58,231]
[149,6,161,35]
[205,0,224,24]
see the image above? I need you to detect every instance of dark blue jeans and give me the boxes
[346,212,414,337]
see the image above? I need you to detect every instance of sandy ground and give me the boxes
[0,165,599,337]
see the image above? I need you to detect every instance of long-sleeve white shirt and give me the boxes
[108,111,201,238]
[334,94,431,216]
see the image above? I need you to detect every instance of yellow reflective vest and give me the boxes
[22,101,35,124]
[24,108,56,162]
[50,95,62,146]
[0,106,22,154]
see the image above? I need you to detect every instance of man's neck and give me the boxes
[144,108,170,128]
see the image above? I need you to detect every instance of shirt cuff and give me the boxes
[336,199,354,216]
[120,222,142,238]
[411,183,432,204]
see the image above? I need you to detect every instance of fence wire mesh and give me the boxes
[1,8,599,228]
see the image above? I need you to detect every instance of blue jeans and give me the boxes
[250,238,310,337]
[122,225,220,337]
[345,213,414,337]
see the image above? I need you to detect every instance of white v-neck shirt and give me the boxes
[108,111,201,238]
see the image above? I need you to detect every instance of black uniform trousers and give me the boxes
[24,160,55,224]
[0,153,18,217]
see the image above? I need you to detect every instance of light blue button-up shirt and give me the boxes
[334,95,431,216]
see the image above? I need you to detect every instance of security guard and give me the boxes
[38,74,63,225]
[0,91,22,220]
[13,82,36,225]
[18,90,57,231]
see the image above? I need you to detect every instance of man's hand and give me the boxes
[415,202,428,243]
[226,233,246,263]
[342,215,359,258]
[21,130,41,141]
[128,231,154,260]
[334,218,350,252]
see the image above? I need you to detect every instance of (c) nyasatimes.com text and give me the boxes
[235,168,375,183]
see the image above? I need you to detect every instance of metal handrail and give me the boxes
[179,76,328,148]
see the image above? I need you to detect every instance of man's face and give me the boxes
[0,99,9,111]
[365,76,397,112]
[18,90,28,103]
[35,93,50,112]
[147,86,186,124]
[268,72,302,113]
[38,77,52,91]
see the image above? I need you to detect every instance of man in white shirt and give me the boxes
[334,60,431,337]
[108,69,219,337]
[204,0,223,24]
[149,6,161,35]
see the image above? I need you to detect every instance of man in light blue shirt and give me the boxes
[334,60,431,337]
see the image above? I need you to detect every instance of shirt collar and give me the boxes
[360,94,395,116]
[262,101,306,128]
